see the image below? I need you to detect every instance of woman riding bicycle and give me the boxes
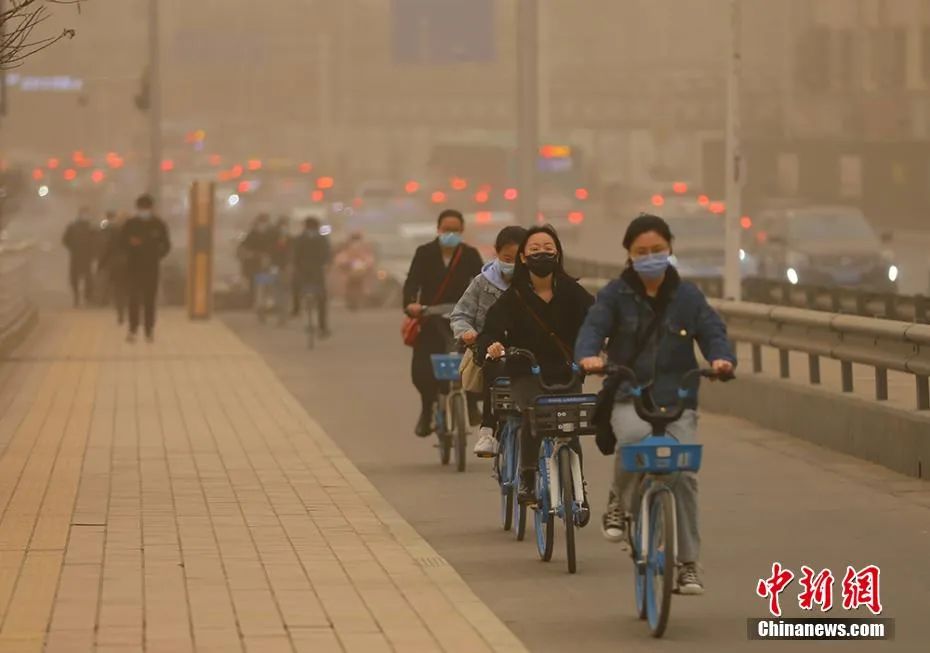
[450,225,527,457]
[403,209,484,437]
[574,213,736,595]
[477,225,594,505]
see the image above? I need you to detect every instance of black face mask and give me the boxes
[524,252,559,277]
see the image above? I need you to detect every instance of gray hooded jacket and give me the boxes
[450,259,510,340]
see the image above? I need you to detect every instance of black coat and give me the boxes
[292,232,331,283]
[477,275,594,385]
[62,219,96,266]
[402,239,483,309]
[120,215,171,272]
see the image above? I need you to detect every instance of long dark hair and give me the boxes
[512,224,569,289]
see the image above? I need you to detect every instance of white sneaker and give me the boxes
[473,427,498,458]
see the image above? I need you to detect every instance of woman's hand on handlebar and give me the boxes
[579,356,605,374]
[487,342,506,360]
[709,359,734,381]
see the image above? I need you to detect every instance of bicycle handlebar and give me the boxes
[591,363,734,425]
[500,347,584,393]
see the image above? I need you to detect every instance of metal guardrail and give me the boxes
[709,299,930,411]
[572,260,930,411]
[565,257,929,324]
[0,241,36,343]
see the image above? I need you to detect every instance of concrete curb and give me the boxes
[0,306,38,358]
[702,373,930,480]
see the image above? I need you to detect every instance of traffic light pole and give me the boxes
[723,0,743,301]
[516,0,539,228]
[147,0,163,211]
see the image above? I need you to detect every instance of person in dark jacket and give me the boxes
[239,214,274,301]
[62,206,96,307]
[575,213,735,596]
[97,211,130,324]
[292,216,332,337]
[120,194,171,343]
[403,209,483,437]
[477,225,595,505]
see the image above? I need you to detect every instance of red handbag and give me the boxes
[402,247,462,347]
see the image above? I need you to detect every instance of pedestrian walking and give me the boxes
[120,195,171,343]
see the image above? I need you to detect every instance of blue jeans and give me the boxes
[610,403,700,563]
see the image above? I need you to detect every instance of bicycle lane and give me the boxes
[225,308,930,653]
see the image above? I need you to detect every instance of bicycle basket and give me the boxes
[254,271,277,286]
[430,354,463,381]
[491,378,517,414]
[620,436,702,473]
[526,394,598,438]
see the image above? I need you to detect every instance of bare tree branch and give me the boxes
[1,1,84,68]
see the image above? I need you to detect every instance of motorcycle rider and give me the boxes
[334,231,376,311]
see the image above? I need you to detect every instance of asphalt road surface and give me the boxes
[225,307,928,653]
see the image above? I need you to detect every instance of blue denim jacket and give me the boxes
[574,270,736,409]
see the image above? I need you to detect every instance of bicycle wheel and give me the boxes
[559,448,577,574]
[632,511,647,620]
[534,456,554,561]
[645,490,675,638]
[305,297,316,349]
[256,287,267,323]
[451,394,467,473]
[499,427,513,531]
[513,433,526,541]
[436,405,451,466]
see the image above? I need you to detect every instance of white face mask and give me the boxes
[138,210,152,219]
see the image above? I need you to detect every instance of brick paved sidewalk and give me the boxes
[0,311,527,653]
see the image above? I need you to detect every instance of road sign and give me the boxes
[391,0,495,64]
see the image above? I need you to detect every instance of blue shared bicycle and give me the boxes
[424,304,469,472]
[602,364,733,638]
[490,376,526,540]
[504,348,594,574]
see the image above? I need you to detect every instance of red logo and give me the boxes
[798,566,835,612]
[841,565,882,615]
[756,564,882,617]
[756,562,795,618]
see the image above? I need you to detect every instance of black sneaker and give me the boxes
[414,407,434,438]
[678,562,704,595]
[602,496,627,545]
[517,469,537,506]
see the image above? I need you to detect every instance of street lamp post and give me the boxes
[723,0,743,301]
[516,0,539,227]
[147,0,163,210]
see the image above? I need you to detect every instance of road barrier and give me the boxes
[0,241,38,354]
[565,258,928,324]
